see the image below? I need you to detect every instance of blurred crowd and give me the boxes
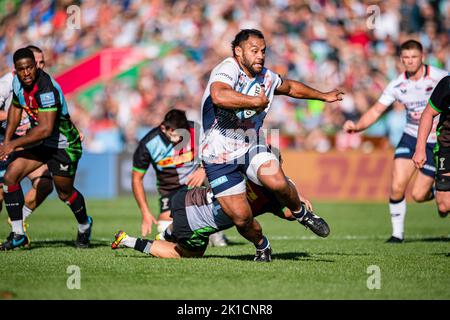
[0,0,449,153]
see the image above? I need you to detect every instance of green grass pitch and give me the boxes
[0,197,449,300]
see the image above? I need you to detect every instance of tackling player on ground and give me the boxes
[413,75,450,217]
[132,109,228,246]
[112,156,330,260]
[344,40,447,243]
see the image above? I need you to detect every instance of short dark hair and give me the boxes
[13,48,35,64]
[162,109,189,130]
[26,45,43,54]
[231,29,265,56]
[400,40,423,52]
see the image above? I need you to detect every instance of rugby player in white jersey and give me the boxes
[344,40,448,243]
[199,29,343,260]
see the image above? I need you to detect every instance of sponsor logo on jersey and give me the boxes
[216,72,233,82]
[157,151,194,167]
[40,92,55,107]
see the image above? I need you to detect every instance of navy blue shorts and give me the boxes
[203,145,277,196]
[394,133,435,178]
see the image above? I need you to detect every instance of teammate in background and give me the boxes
[132,109,228,246]
[200,29,342,260]
[0,48,92,250]
[413,76,450,217]
[112,175,330,260]
[344,40,448,243]
[0,45,54,226]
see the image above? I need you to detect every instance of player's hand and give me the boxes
[0,142,14,161]
[252,84,269,110]
[141,211,158,238]
[412,149,426,169]
[322,89,344,103]
[186,167,206,187]
[300,196,313,212]
[343,120,359,134]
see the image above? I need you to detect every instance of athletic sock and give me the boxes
[65,189,89,225]
[255,235,270,250]
[78,221,91,233]
[134,238,153,254]
[292,204,306,221]
[389,197,406,239]
[163,227,174,241]
[119,235,137,248]
[11,220,24,235]
[22,206,33,220]
[3,184,25,235]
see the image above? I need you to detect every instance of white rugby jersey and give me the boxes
[378,65,448,143]
[201,57,282,163]
[0,72,31,136]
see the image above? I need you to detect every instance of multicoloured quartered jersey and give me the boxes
[132,121,200,196]
[11,69,81,152]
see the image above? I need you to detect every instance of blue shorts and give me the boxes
[394,133,435,178]
[203,145,278,197]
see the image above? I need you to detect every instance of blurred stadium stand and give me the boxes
[1,0,448,198]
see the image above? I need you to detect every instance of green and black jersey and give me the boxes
[430,75,450,150]
[11,69,81,159]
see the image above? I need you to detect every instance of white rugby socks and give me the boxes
[389,197,406,239]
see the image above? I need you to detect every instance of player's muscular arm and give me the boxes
[132,170,157,237]
[8,108,55,149]
[4,105,23,143]
[210,81,269,109]
[275,79,344,102]
[343,102,389,133]
[413,104,439,169]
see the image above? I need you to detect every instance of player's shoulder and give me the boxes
[0,71,13,84]
[214,57,239,72]
[187,120,198,130]
[386,73,406,89]
[36,69,56,91]
[138,126,163,145]
[428,65,448,80]
[0,72,14,95]
[435,75,450,90]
